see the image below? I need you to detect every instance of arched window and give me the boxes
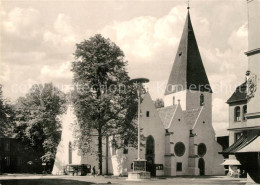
[198,143,207,157]
[243,105,247,121]
[112,136,116,155]
[174,142,185,157]
[200,94,204,106]
[68,141,72,164]
[146,135,155,155]
[234,106,241,122]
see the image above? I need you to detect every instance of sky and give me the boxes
[0,0,249,136]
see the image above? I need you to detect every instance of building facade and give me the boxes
[221,0,260,184]
[0,137,42,173]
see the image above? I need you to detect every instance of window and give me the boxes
[112,145,116,155]
[4,142,10,151]
[17,157,23,166]
[200,94,204,106]
[174,142,185,157]
[173,96,175,105]
[179,51,182,56]
[235,132,243,142]
[198,143,207,157]
[146,111,150,117]
[123,139,128,154]
[243,105,247,121]
[68,142,72,164]
[234,106,241,122]
[123,148,128,154]
[176,162,182,171]
[5,156,10,166]
[112,139,116,156]
[146,135,155,155]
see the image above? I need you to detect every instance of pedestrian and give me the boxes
[92,166,96,177]
[236,168,240,178]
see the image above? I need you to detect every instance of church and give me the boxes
[53,9,225,177]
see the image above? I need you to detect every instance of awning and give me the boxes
[220,133,259,154]
[221,159,241,165]
[236,136,260,153]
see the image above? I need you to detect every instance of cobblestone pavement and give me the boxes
[0,174,247,185]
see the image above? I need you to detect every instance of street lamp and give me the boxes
[128,77,150,180]
[129,78,149,160]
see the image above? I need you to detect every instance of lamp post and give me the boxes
[129,78,149,160]
[127,77,151,180]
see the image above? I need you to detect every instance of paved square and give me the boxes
[0,175,247,185]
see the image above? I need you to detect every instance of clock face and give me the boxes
[247,74,257,99]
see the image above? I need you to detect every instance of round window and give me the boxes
[174,142,185,157]
[198,143,207,157]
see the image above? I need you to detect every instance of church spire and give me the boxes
[187,0,190,10]
[164,10,212,95]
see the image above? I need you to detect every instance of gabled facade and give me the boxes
[162,10,223,176]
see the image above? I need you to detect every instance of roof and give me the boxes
[237,136,260,152]
[165,11,212,95]
[157,105,177,129]
[220,132,259,154]
[226,82,247,104]
[221,159,241,166]
[184,108,201,128]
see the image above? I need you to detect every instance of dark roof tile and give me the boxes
[226,82,247,104]
[165,11,212,95]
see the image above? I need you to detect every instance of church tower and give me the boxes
[164,10,212,112]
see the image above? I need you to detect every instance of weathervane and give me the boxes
[187,0,190,10]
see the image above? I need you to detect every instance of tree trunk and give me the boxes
[106,135,109,175]
[98,129,103,175]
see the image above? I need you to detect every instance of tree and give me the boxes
[14,83,67,172]
[0,84,15,137]
[71,34,138,174]
[154,98,164,108]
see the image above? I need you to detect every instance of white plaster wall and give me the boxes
[247,0,260,127]
[113,93,165,176]
[169,104,190,175]
[80,136,108,175]
[186,91,212,114]
[247,0,260,51]
[247,54,260,128]
[165,90,212,112]
[193,107,225,175]
[52,106,81,175]
[165,91,187,110]
[139,93,166,176]
[110,149,127,176]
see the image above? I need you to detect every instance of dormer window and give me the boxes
[234,106,241,122]
[200,94,204,106]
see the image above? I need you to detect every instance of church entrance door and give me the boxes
[198,158,205,175]
[145,135,156,176]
